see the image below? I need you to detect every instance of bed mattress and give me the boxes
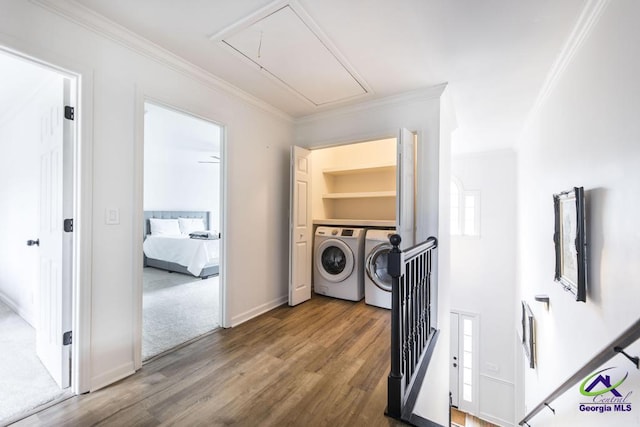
[143,235,219,276]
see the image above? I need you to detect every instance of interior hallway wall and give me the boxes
[450,149,517,426]
[0,76,61,326]
[1,0,293,391]
[516,1,640,425]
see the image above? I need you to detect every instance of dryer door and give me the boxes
[316,239,354,283]
[366,243,393,292]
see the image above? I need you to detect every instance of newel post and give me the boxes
[387,234,404,418]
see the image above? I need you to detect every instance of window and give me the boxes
[451,311,479,415]
[450,177,480,237]
[462,318,473,402]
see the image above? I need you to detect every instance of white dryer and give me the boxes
[314,226,365,301]
[364,229,396,309]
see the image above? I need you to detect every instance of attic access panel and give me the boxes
[219,4,368,106]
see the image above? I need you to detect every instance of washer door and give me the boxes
[366,243,393,292]
[316,239,354,283]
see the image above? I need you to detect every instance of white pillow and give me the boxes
[149,218,181,236]
[178,217,206,235]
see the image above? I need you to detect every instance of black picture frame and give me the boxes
[553,187,587,302]
[520,301,535,369]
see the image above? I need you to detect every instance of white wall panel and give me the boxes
[517,1,640,425]
[450,149,517,425]
[479,374,515,426]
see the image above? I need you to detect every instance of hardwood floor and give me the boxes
[450,408,498,427]
[15,296,407,427]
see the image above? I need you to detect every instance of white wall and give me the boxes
[451,150,517,426]
[143,103,222,230]
[295,86,452,425]
[0,75,61,326]
[0,0,293,391]
[517,1,640,425]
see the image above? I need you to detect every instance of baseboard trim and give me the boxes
[90,362,135,391]
[0,290,35,327]
[230,295,288,327]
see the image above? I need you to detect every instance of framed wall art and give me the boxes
[553,186,587,302]
[520,300,535,369]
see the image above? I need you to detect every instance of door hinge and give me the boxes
[64,218,73,232]
[63,331,72,345]
[64,106,75,120]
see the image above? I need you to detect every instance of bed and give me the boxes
[143,211,220,279]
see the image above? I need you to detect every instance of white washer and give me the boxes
[364,229,396,309]
[314,226,365,301]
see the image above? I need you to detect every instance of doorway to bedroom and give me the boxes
[0,49,77,424]
[142,101,223,361]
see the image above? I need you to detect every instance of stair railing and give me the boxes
[519,317,640,426]
[386,234,439,424]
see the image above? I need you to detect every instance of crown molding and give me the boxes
[29,0,292,122]
[295,83,447,125]
[517,0,611,147]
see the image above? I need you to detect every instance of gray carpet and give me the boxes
[143,267,220,360]
[0,301,71,426]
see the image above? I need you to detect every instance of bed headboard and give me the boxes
[143,211,211,239]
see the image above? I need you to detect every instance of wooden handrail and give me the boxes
[520,317,640,425]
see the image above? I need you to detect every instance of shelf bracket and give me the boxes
[614,346,640,369]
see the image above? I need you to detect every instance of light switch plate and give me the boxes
[106,208,120,225]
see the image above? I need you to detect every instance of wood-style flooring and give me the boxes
[450,408,498,427]
[15,296,407,427]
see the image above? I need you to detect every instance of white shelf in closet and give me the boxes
[313,218,396,227]
[322,163,396,176]
[322,191,396,199]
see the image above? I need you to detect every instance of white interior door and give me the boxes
[396,128,415,249]
[36,77,73,388]
[288,146,312,306]
[450,312,460,407]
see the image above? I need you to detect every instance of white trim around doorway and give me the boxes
[132,88,228,370]
[0,40,94,394]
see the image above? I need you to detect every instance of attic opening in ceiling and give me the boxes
[213,3,369,107]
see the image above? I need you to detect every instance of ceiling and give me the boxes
[68,0,585,152]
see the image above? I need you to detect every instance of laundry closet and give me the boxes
[289,129,416,307]
[310,138,397,227]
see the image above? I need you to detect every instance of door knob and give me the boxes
[27,239,40,246]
